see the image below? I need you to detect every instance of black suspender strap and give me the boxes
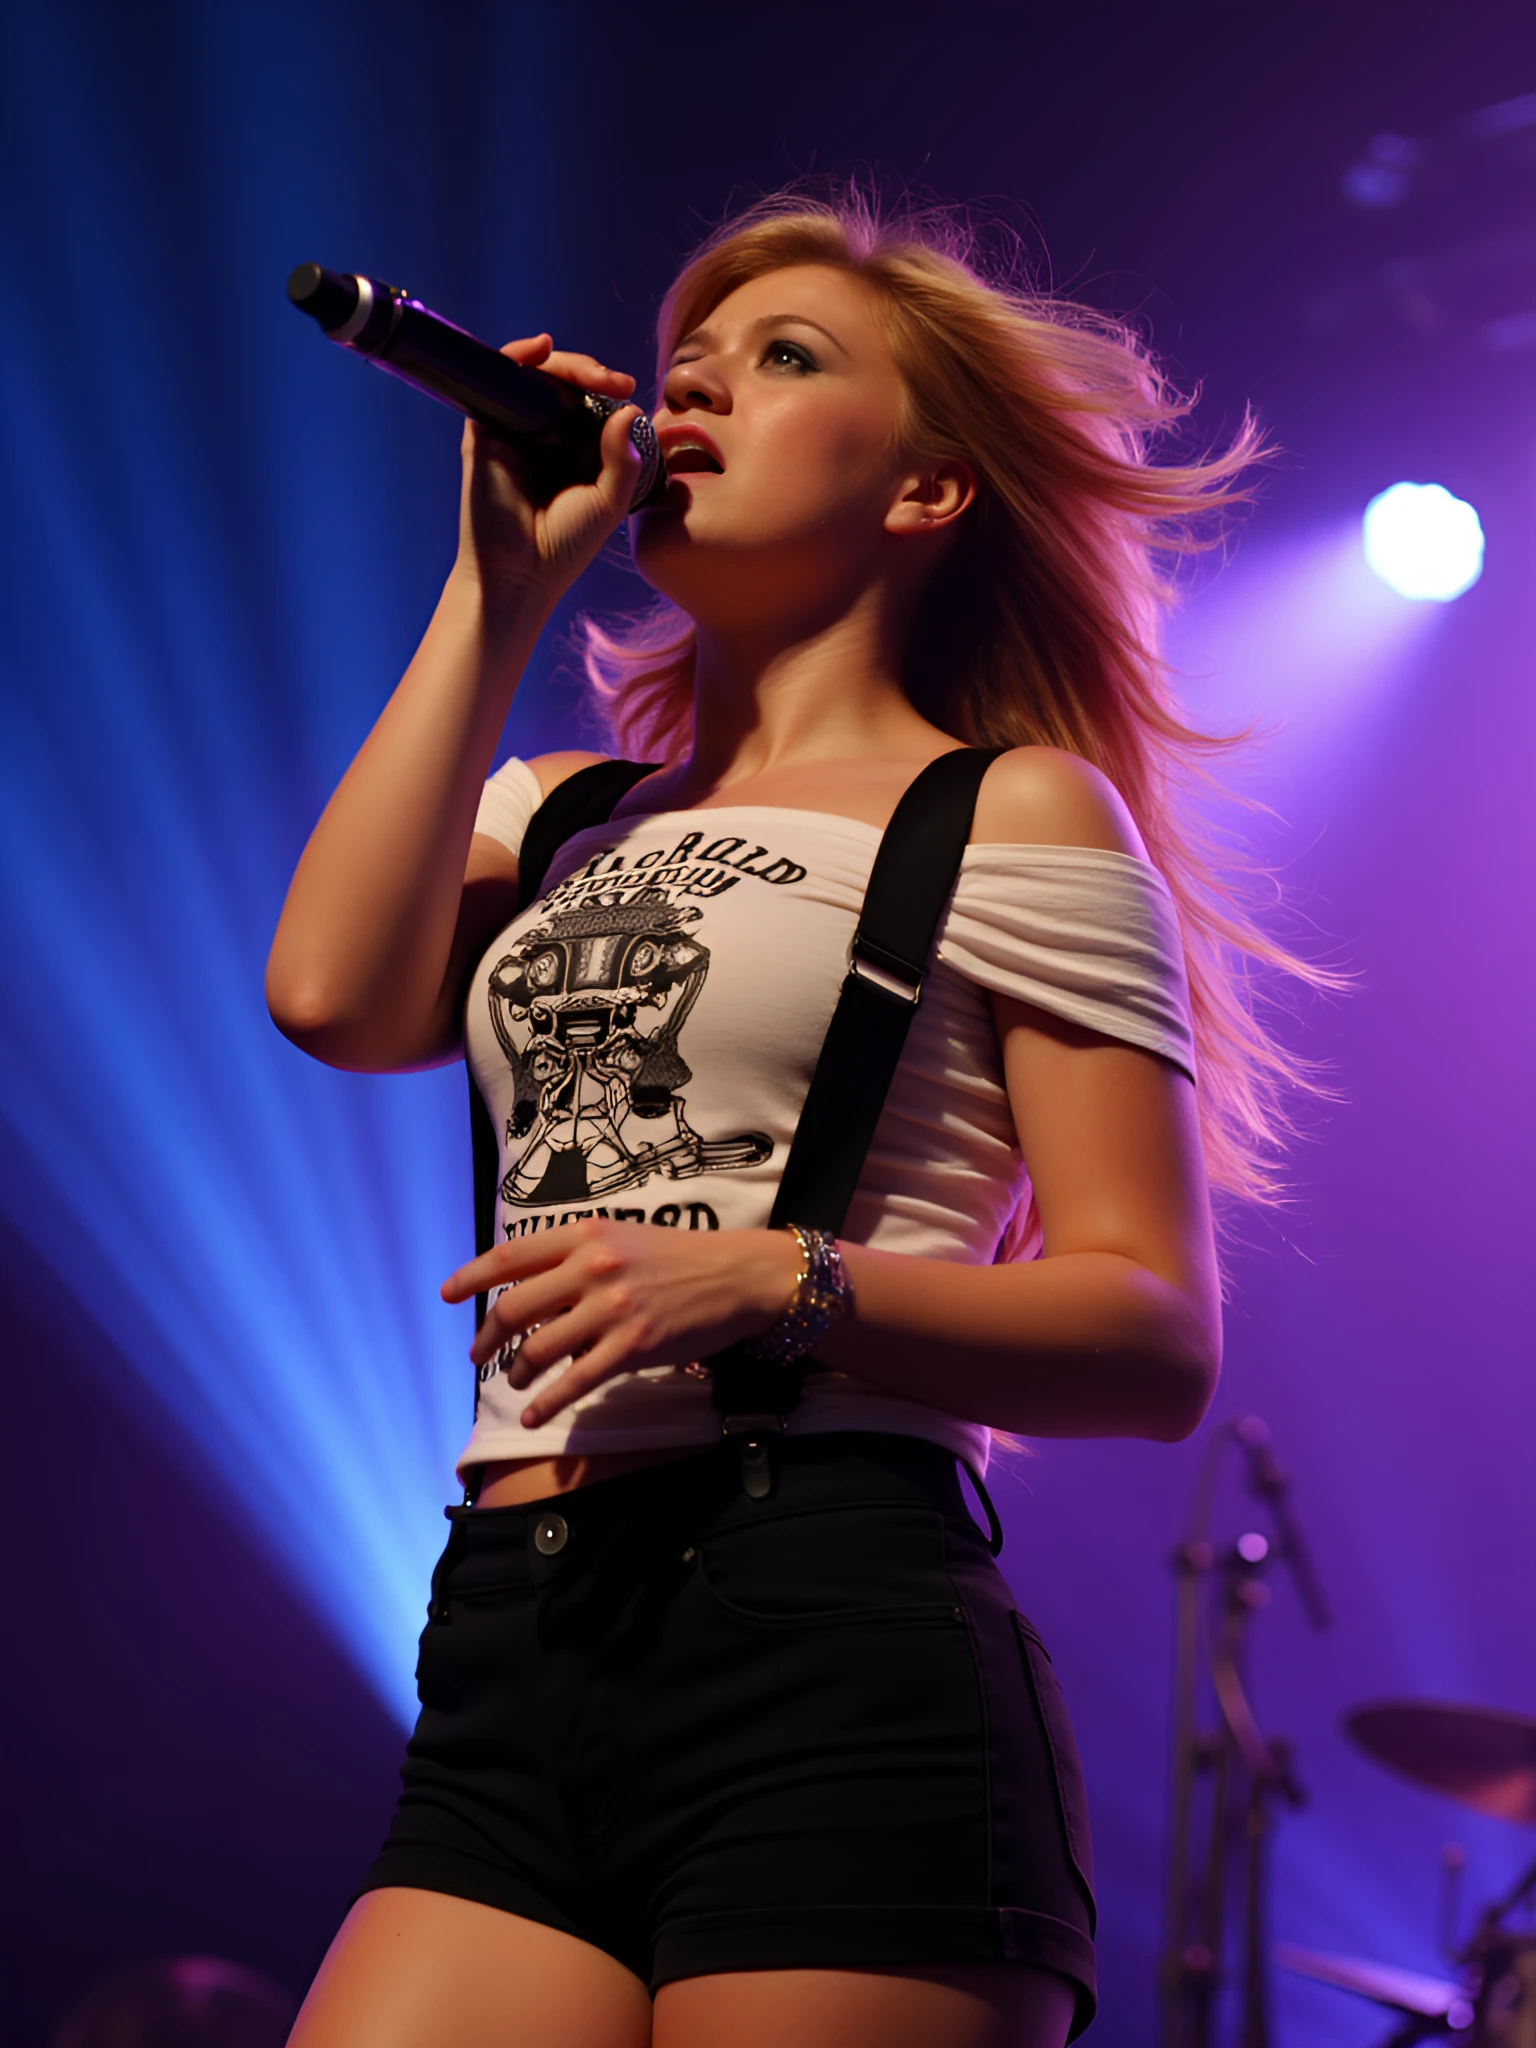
[708,746,1001,1434]
[766,746,1000,1233]
[512,758,662,919]
[468,758,656,1324]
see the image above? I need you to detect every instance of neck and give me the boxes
[683,582,937,787]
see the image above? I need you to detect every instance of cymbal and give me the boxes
[1275,1942,1469,2022]
[1347,1700,1536,1825]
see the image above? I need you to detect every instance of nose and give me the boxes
[660,351,731,417]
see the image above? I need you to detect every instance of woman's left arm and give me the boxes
[814,1004,1220,1441]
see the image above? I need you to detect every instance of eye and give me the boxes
[760,337,818,374]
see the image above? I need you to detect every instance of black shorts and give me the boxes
[361,1431,1097,2038]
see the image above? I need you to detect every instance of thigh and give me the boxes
[287,1888,652,2048]
[653,1963,1076,2048]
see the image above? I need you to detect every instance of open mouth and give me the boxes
[660,433,725,477]
[664,449,724,476]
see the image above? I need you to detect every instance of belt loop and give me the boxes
[427,1502,475,1624]
[961,1459,1005,1557]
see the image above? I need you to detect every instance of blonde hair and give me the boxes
[580,186,1329,1208]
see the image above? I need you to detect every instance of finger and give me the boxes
[468,1291,529,1370]
[539,350,636,397]
[442,1234,572,1303]
[505,1294,617,1384]
[518,1332,635,1429]
[467,1268,586,1367]
[593,404,643,517]
[498,333,553,365]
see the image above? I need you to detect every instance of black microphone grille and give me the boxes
[287,262,359,332]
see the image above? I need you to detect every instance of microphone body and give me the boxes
[287,263,666,511]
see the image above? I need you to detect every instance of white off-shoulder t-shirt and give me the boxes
[459,756,1196,1478]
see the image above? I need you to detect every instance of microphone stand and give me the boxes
[1158,1418,1330,2048]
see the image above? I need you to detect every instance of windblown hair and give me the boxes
[580,186,1328,1208]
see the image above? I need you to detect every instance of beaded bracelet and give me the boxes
[742,1225,854,1366]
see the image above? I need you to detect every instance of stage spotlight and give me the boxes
[1362,482,1485,601]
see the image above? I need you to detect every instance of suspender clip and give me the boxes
[719,1415,786,1499]
[734,1433,776,1500]
[850,934,924,1005]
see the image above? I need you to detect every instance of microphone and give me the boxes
[286,263,666,511]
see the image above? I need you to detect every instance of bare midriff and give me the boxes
[473,1444,704,1509]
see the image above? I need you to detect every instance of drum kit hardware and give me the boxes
[1347,1704,1536,1829]
[1156,1418,1536,2048]
[1277,1700,1536,2047]
[1159,1416,1332,2048]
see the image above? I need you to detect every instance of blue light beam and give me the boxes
[0,2,565,1723]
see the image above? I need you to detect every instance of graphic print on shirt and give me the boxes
[484,827,806,1209]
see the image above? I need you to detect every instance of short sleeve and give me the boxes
[941,844,1196,1081]
[472,757,544,857]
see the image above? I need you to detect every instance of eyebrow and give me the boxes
[671,312,851,359]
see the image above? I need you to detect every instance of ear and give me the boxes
[883,457,977,538]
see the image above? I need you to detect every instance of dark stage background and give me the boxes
[2,3,1533,2042]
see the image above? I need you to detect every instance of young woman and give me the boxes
[269,191,1297,2048]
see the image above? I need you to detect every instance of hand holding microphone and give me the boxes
[287,263,668,599]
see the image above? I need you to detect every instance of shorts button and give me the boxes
[534,1513,569,1556]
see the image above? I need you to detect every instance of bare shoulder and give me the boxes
[465,752,610,887]
[971,746,1148,859]
[526,749,611,798]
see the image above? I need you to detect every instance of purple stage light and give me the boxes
[1363,482,1485,602]
[1165,524,1437,787]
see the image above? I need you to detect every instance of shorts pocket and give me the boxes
[1013,1613,1096,1928]
[696,1503,964,1627]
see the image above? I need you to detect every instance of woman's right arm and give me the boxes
[265,336,641,1073]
